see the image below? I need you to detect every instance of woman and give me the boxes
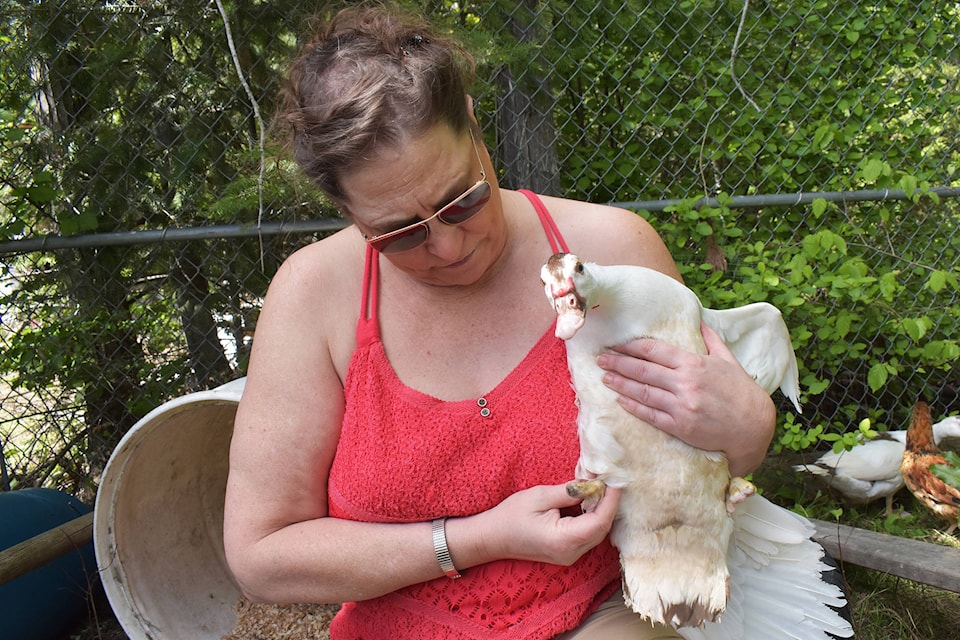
[223,5,775,639]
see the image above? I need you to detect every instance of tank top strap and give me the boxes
[518,189,570,253]
[356,191,569,343]
[356,244,381,346]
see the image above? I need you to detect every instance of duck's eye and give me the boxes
[575,261,584,273]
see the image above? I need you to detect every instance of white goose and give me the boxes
[540,253,852,638]
[794,414,960,515]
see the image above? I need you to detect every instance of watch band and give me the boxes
[431,517,462,579]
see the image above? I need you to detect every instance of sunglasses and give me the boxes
[363,132,491,254]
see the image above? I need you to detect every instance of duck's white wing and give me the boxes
[820,474,905,504]
[802,437,905,482]
[701,303,801,413]
[677,494,854,640]
[793,435,907,503]
[934,416,960,451]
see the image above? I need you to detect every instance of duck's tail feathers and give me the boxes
[676,494,854,640]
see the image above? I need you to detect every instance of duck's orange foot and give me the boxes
[566,478,607,513]
[726,477,756,515]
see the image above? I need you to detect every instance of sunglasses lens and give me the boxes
[373,225,428,254]
[438,182,491,224]
[368,181,491,254]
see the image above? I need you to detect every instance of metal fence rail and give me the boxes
[4,186,959,254]
[2,0,958,498]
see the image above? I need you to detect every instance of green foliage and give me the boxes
[778,414,822,452]
[0,0,329,493]
[545,0,959,201]
[931,451,960,489]
[818,418,880,455]
[2,0,959,497]
[641,185,959,451]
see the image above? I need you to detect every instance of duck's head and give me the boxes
[540,252,590,340]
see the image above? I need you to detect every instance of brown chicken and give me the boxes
[900,401,960,534]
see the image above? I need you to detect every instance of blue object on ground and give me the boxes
[0,487,98,640]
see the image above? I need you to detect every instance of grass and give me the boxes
[822,507,960,639]
[846,565,960,639]
[759,450,960,639]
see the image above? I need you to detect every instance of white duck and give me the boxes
[794,414,960,515]
[540,253,852,638]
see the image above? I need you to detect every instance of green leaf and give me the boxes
[899,174,918,198]
[879,271,900,300]
[834,312,852,339]
[812,125,834,150]
[56,210,99,237]
[806,378,829,394]
[27,184,57,203]
[931,451,960,488]
[901,317,928,341]
[921,340,960,364]
[860,158,890,183]
[867,363,889,392]
[926,270,948,293]
[811,197,827,217]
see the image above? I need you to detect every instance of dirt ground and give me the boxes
[66,588,341,640]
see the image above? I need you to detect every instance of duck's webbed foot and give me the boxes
[725,476,756,514]
[566,478,607,513]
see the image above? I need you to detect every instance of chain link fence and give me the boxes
[2,0,959,500]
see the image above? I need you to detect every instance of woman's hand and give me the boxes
[452,483,621,569]
[595,322,775,477]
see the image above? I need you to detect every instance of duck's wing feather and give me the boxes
[701,303,801,413]
[678,494,853,640]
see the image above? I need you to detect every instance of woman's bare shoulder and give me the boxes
[272,226,361,290]
[251,226,364,372]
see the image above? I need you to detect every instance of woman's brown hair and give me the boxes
[275,3,476,204]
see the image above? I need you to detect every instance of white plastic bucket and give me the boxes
[94,378,246,640]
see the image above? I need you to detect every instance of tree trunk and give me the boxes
[171,248,234,390]
[494,0,559,195]
[73,246,150,486]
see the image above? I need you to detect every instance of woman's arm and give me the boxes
[225,482,619,604]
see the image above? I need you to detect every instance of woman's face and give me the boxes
[341,124,507,287]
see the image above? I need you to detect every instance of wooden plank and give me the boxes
[0,511,94,586]
[811,518,960,593]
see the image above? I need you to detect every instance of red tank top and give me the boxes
[327,191,620,639]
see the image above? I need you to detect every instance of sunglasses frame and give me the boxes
[363,131,490,254]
